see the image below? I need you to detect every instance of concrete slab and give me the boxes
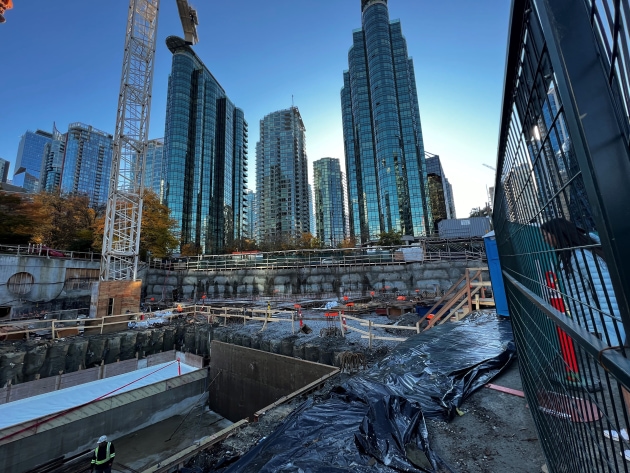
[113,409,233,472]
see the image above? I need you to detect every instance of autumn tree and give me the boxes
[92,190,179,259]
[339,237,357,249]
[0,192,43,244]
[224,237,259,254]
[139,190,179,259]
[28,193,97,251]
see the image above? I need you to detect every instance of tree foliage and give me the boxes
[138,190,179,259]
[378,230,403,246]
[92,190,179,259]
[31,193,97,251]
[0,192,41,244]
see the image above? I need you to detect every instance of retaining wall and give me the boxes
[209,341,337,422]
[144,259,485,301]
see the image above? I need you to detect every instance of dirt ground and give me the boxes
[184,357,546,473]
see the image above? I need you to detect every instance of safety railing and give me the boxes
[149,238,487,272]
[0,244,97,261]
[494,1,630,471]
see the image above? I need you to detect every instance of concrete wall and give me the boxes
[0,370,207,473]
[208,341,337,422]
[0,254,100,318]
[144,260,485,301]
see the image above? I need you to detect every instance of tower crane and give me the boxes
[100,0,198,283]
[482,163,496,171]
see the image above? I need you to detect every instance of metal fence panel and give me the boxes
[495,0,630,471]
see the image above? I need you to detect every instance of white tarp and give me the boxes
[128,310,174,328]
[0,361,197,430]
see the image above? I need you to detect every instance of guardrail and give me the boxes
[150,239,487,272]
[0,244,97,262]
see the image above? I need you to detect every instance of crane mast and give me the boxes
[101,0,160,281]
[101,0,198,282]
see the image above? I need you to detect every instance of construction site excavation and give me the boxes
[0,249,547,473]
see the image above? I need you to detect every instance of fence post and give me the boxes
[51,320,55,339]
[368,320,372,349]
[338,310,345,337]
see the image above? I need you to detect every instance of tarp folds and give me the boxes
[222,312,514,472]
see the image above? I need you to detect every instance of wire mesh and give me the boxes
[495,1,630,471]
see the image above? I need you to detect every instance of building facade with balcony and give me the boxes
[59,123,113,207]
[255,107,310,246]
[313,157,348,247]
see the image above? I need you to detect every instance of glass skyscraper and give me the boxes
[341,0,432,244]
[313,157,348,247]
[164,36,248,254]
[59,123,113,207]
[255,107,310,245]
[243,189,256,240]
[144,138,166,202]
[425,152,455,232]
[0,158,9,183]
[39,124,67,193]
[13,130,52,192]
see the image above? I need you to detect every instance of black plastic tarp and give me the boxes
[221,312,515,473]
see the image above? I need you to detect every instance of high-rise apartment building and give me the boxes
[39,124,66,193]
[0,158,9,183]
[243,189,256,240]
[13,130,52,192]
[164,36,248,254]
[59,123,113,207]
[144,138,166,202]
[313,158,348,247]
[255,107,310,245]
[308,183,316,237]
[425,152,455,231]
[341,0,432,244]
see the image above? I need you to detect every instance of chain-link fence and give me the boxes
[495,1,630,471]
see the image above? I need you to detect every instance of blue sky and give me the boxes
[0,0,510,217]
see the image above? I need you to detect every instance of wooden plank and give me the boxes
[104,359,138,378]
[343,325,370,336]
[436,286,482,327]
[359,322,418,330]
[146,351,176,367]
[59,367,100,389]
[361,335,408,342]
[484,383,525,398]
[8,376,58,402]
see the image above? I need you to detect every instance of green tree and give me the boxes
[378,230,403,246]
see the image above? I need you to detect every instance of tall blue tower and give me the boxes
[164,36,248,254]
[341,0,432,244]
